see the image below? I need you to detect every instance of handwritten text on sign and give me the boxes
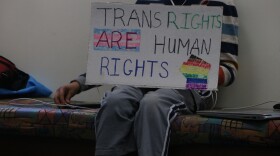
[86,3,222,90]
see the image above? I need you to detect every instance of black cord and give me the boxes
[221,101,280,110]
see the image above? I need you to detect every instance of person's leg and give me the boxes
[95,85,143,156]
[192,90,218,110]
[134,89,196,156]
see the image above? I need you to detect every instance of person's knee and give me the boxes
[140,92,162,112]
[103,92,124,106]
[139,89,185,114]
[101,87,142,115]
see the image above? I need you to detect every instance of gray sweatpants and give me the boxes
[95,85,215,156]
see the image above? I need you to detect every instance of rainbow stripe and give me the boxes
[180,55,211,90]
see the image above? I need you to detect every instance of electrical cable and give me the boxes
[221,100,280,110]
[170,0,187,6]
[7,98,91,109]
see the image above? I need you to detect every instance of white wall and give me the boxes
[1,0,280,108]
[217,0,280,108]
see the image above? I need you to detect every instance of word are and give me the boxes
[99,56,169,78]
[94,29,141,51]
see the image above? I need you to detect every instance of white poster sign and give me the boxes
[86,3,222,90]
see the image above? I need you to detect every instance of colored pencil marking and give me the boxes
[93,28,141,52]
[180,55,211,90]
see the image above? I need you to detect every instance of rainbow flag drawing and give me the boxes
[180,55,211,90]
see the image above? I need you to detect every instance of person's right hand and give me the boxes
[54,81,80,104]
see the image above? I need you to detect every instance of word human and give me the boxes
[154,35,212,55]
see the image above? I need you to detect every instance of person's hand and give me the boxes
[54,81,80,104]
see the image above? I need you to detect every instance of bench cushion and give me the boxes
[1,100,280,147]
